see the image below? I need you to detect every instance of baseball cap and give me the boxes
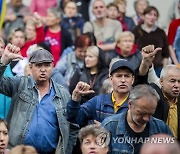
[110,59,135,75]
[29,49,54,63]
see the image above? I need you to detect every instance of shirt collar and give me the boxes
[162,92,178,105]
[141,24,157,32]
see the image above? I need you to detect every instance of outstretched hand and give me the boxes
[1,43,23,65]
[72,81,95,102]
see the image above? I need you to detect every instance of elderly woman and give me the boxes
[113,31,151,85]
[0,119,10,154]
[115,31,142,73]
[79,124,109,154]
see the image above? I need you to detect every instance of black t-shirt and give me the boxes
[125,118,149,154]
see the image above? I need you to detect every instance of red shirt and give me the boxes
[45,29,62,65]
[21,26,45,57]
[168,18,180,45]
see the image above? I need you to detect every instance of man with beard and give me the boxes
[102,84,173,154]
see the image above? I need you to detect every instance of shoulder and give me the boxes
[150,117,172,133]
[102,112,124,127]
[53,80,70,97]
[108,19,121,26]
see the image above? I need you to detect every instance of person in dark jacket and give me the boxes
[0,44,76,154]
[61,1,85,43]
[69,46,109,103]
[151,65,180,142]
[132,6,170,77]
[102,84,173,154]
[67,58,135,127]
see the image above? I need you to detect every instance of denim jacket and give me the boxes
[101,111,173,154]
[0,62,77,154]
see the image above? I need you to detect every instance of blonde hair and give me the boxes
[86,46,99,57]
[116,31,135,43]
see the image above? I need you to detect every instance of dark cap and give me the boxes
[29,49,54,63]
[110,59,135,75]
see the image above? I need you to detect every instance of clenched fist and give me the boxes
[1,43,23,65]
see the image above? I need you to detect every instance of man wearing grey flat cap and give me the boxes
[0,43,77,154]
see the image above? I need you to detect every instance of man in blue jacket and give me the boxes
[101,84,173,154]
[67,58,135,127]
[0,44,76,154]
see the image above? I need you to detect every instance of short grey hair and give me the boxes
[129,84,160,103]
[160,65,180,78]
[47,7,62,19]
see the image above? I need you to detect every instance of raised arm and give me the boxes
[67,81,95,126]
[138,45,162,76]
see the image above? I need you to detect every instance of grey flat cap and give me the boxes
[29,49,54,63]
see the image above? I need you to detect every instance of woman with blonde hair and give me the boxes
[69,46,109,103]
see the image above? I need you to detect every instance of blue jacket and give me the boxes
[67,93,128,127]
[0,62,77,154]
[0,64,13,119]
[101,111,173,154]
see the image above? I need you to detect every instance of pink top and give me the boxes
[30,0,57,16]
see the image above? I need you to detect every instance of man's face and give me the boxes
[160,69,180,99]
[129,96,157,127]
[81,135,108,154]
[0,122,8,153]
[30,62,53,84]
[110,68,134,95]
[93,0,107,19]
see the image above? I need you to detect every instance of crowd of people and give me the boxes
[0,0,180,153]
